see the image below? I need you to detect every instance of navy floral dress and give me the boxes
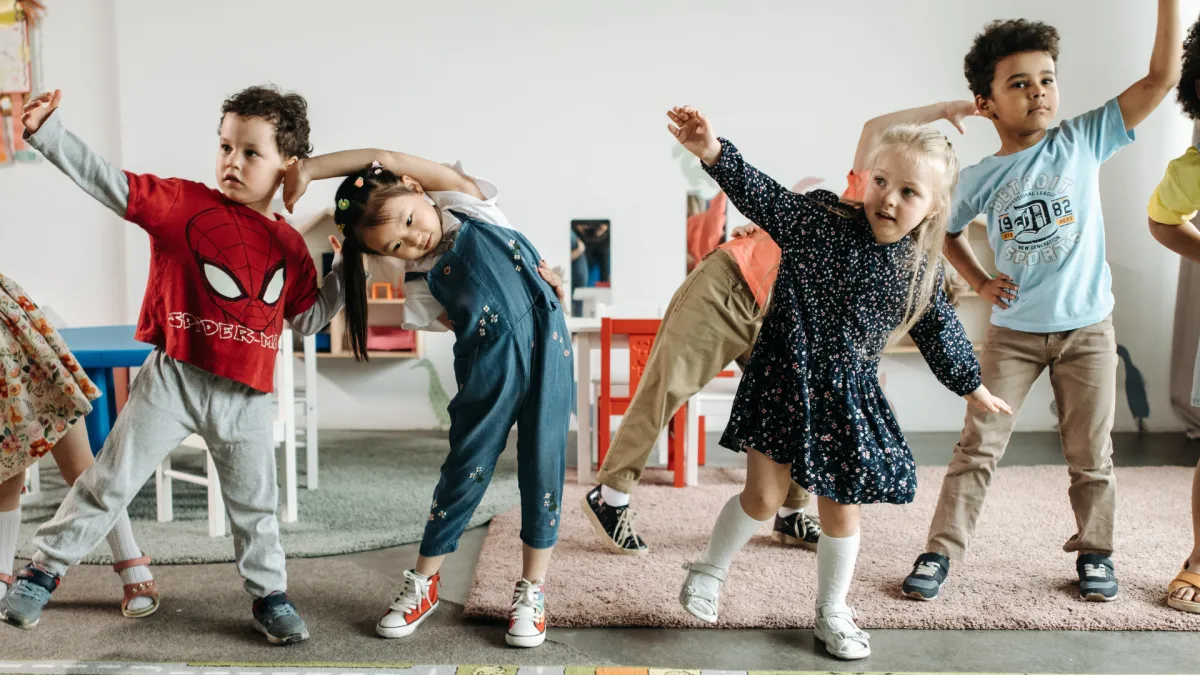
[706,139,982,505]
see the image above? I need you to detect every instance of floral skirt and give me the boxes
[0,274,99,483]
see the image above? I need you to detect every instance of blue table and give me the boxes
[57,325,154,454]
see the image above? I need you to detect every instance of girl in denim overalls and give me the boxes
[284,151,572,648]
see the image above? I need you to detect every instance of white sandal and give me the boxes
[679,561,725,624]
[814,604,870,660]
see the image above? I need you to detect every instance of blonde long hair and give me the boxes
[864,125,960,336]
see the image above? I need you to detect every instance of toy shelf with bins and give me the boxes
[884,216,993,355]
[293,207,424,360]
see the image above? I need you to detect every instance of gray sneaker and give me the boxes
[252,592,309,645]
[0,565,60,629]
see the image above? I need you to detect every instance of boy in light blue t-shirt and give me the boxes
[903,3,1181,604]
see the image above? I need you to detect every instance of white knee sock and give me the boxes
[0,508,20,585]
[699,495,770,570]
[600,485,630,508]
[106,511,153,587]
[777,506,802,518]
[816,531,860,611]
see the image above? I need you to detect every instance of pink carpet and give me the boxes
[463,465,1200,630]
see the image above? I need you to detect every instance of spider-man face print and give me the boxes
[186,207,286,332]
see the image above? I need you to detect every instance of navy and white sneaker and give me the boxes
[0,564,59,629]
[1077,554,1119,602]
[582,485,648,555]
[252,592,310,645]
[902,552,950,601]
[771,511,821,550]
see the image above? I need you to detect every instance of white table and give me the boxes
[572,287,612,318]
[566,316,601,483]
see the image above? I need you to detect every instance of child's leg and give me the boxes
[420,338,526,568]
[31,351,194,578]
[1174,458,1200,603]
[781,482,811,513]
[680,448,790,623]
[48,423,154,614]
[0,472,22,590]
[201,390,284,599]
[596,251,759,496]
[925,325,1046,560]
[814,496,869,660]
[1049,317,1118,559]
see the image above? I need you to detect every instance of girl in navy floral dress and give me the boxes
[666,106,1011,660]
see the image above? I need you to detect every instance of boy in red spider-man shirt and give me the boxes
[1,86,341,645]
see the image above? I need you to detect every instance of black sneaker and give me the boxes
[771,511,821,550]
[582,485,648,556]
[252,592,309,645]
[902,552,950,601]
[1077,554,1119,602]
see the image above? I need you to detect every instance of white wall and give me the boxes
[27,0,1193,432]
[0,2,126,326]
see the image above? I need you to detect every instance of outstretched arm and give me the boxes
[1117,0,1181,131]
[851,100,980,175]
[284,148,484,212]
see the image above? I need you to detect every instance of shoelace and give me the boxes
[1083,563,1109,579]
[797,512,822,538]
[391,570,431,614]
[613,507,641,547]
[260,598,298,623]
[511,581,544,622]
[915,561,942,577]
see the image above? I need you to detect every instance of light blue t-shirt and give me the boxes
[949,97,1134,332]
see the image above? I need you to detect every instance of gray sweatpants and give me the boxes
[32,349,285,597]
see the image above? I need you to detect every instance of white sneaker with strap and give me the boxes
[506,579,547,648]
[679,561,726,624]
[814,603,870,660]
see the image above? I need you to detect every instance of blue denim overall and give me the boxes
[417,214,574,556]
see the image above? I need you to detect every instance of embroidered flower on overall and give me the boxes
[543,492,558,513]
[428,499,442,521]
[469,466,487,484]
[509,240,523,271]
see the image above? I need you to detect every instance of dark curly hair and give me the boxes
[964,19,1060,99]
[1178,16,1200,119]
[219,85,312,159]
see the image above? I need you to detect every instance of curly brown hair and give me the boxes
[219,85,312,159]
[1178,15,1200,119]
[964,19,1060,99]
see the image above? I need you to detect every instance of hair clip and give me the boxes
[370,160,383,175]
[354,177,364,188]
[336,222,345,234]
[337,198,350,211]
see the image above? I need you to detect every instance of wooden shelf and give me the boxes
[309,350,420,359]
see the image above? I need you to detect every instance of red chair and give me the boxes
[597,317,690,487]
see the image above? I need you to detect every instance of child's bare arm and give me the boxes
[302,150,483,197]
[944,230,1018,309]
[851,101,979,175]
[1149,217,1200,264]
[1117,0,1181,130]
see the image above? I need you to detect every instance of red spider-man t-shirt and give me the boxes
[123,173,319,393]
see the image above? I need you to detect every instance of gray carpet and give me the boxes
[0,558,598,666]
[15,431,522,564]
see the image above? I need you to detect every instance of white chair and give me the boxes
[154,329,315,535]
[684,367,741,486]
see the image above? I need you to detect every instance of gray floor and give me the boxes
[345,430,1200,674]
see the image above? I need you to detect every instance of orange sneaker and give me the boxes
[376,570,440,638]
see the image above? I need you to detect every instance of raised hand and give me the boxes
[730,224,762,239]
[21,90,61,135]
[667,106,722,166]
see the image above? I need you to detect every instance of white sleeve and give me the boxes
[428,160,513,229]
[402,278,450,332]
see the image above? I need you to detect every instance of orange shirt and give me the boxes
[686,192,728,272]
[718,171,865,308]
